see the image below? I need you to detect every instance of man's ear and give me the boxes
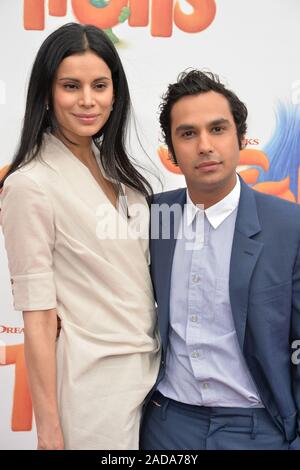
[240,136,247,150]
[168,149,178,166]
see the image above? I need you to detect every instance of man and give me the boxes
[140,70,300,450]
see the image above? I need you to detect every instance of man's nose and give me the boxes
[197,133,214,154]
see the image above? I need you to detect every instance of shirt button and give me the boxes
[191,351,199,359]
[202,382,210,390]
[192,274,201,284]
[191,315,198,323]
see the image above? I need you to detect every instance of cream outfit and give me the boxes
[0,133,160,449]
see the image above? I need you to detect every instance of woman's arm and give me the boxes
[23,308,64,450]
[2,173,61,448]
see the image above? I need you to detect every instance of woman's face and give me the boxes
[52,51,114,143]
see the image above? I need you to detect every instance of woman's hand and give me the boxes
[37,422,65,450]
[23,309,64,450]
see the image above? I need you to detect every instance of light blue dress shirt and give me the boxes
[158,176,263,407]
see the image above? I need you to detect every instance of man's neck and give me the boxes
[187,176,237,209]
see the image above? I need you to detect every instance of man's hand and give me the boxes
[56,316,61,339]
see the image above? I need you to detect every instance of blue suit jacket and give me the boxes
[149,178,300,442]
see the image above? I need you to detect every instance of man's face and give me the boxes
[170,91,242,194]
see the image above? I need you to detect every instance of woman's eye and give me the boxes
[64,84,78,90]
[95,83,106,89]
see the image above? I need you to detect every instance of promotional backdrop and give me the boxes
[1,0,300,449]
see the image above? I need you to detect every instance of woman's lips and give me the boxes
[73,114,100,124]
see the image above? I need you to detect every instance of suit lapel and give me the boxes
[230,179,263,349]
[156,190,186,356]
[156,182,263,354]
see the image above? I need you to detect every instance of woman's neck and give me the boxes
[53,130,94,167]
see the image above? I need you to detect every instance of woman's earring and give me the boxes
[46,104,49,111]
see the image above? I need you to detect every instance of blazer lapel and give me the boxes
[229,179,263,350]
[155,190,186,356]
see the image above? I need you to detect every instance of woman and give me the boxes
[0,23,160,450]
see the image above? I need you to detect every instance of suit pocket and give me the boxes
[249,281,291,305]
[248,281,292,332]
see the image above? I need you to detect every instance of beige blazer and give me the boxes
[1,133,160,449]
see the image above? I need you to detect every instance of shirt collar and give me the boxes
[186,175,240,229]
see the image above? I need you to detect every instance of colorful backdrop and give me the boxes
[1,0,300,449]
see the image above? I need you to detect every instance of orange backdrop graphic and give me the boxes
[0,344,32,431]
[23,0,216,37]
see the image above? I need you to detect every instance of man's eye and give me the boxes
[182,131,194,138]
[212,127,224,133]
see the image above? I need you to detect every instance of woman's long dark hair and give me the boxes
[0,23,152,196]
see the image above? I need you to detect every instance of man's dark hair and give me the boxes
[159,69,248,164]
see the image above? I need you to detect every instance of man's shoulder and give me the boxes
[151,187,186,205]
[249,187,300,233]
[253,187,300,214]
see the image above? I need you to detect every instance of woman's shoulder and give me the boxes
[4,134,65,191]
[2,139,62,200]
[1,168,49,207]
[0,168,55,220]
[3,159,52,193]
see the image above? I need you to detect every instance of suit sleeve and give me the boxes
[292,238,300,434]
[0,172,56,311]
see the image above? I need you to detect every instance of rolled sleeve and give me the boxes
[1,171,56,311]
